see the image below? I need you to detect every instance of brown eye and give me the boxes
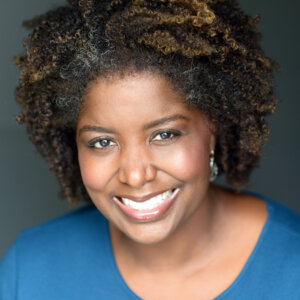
[88,138,116,149]
[152,130,181,142]
[160,132,173,140]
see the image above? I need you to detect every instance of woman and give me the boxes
[1,0,299,299]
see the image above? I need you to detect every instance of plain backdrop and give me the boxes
[0,0,299,258]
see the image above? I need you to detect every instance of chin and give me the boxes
[118,217,179,245]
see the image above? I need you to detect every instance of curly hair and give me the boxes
[14,0,278,204]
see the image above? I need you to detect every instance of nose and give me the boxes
[118,147,156,188]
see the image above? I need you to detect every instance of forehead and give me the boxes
[84,72,184,107]
[77,72,205,128]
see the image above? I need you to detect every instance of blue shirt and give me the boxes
[1,196,300,299]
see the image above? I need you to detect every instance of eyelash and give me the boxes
[151,130,182,143]
[87,130,182,150]
[87,137,116,149]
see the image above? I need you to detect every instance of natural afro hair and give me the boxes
[14,0,278,204]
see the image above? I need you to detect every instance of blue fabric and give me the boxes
[1,196,300,299]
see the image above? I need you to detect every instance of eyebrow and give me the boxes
[143,114,189,130]
[78,125,115,135]
[78,114,189,135]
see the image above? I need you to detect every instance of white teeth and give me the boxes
[121,189,173,211]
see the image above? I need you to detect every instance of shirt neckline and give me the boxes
[104,194,274,300]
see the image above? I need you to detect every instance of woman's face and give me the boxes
[76,72,215,244]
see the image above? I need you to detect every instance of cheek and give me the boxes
[156,139,210,181]
[78,151,114,192]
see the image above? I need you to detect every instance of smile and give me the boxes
[120,189,174,211]
[113,188,180,222]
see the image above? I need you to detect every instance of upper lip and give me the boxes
[115,188,175,203]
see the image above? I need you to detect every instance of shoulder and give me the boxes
[266,197,300,236]
[246,194,300,296]
[225,188,300,273]
[0,205,126,298]
[242,191,300,257]
[244,191,300,245]
[263,197,300,261]
[3,204,109,275]
[220,192,300,299]
[258,197,300,297]
[234,189,300,240]
[0,204,111,297]
[16,204,107,258]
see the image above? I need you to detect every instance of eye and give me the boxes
[87,137,117,149]
[152,130,181,142]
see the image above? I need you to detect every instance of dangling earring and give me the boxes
[209,151,218,182]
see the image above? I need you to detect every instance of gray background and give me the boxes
[0,0,299,258]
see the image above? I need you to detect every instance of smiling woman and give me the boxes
[1,0,300,299]
[76,73,215,244]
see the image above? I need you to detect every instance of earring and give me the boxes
[209,151,218,182]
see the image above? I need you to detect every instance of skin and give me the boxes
[76,72,268,299]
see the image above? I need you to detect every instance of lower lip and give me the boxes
[113,188,180,222]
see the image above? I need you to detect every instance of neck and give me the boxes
[109,185,228,274]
